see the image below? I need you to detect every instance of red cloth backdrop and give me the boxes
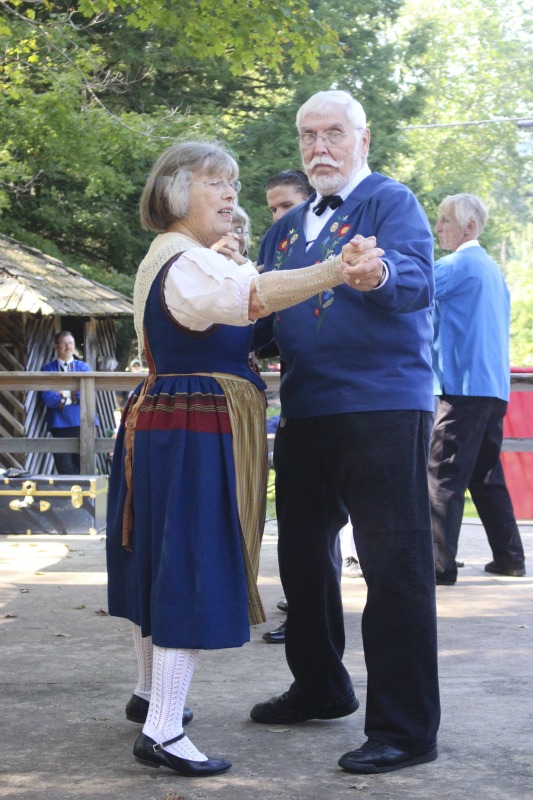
[501,368,533,520]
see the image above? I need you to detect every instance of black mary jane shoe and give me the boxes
[125,694,193,726]
[133,732,232,777]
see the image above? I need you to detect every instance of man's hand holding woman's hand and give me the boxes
[341,235,385,291]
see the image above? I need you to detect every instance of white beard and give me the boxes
[304,146,366,196]
[309,171,347,196]
[305,156,349,196]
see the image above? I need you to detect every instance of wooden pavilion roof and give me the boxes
[0,234,133,317]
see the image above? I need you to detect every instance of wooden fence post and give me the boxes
[80,374,96,473]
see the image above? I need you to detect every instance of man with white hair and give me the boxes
[41,330,91,474]
[250,90,440,774]
[430,193,526,585]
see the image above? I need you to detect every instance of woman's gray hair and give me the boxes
[139,140,239,232]
[439,193,488,236]
[232,204,251,253]
[296,90,367,131]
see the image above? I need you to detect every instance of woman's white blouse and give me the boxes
[164,246,258,331]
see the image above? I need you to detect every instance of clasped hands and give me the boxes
[341,235,385,291]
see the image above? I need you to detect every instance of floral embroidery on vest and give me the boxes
[274,228,300,271]
[273,214,353,332]
[320,217,352,261]
[311,216,352,330]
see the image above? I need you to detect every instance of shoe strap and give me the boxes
[152,731,186,752]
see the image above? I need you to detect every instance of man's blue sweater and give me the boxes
[256,172,435,418]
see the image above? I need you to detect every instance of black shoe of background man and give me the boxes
[435,572,456,586]
[250,691,359,724]
[262,620,286,643]
[485,560,526,577]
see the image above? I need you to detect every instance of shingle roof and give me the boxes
[0,234,133,317]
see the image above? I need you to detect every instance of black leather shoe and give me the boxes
[125,694,193,726]
[485,560,526,577]
[338,740,438,774]
[277,598,288,612]
[262,620,286,643]
[133,732,231,777]
[250,691,359,724]
[435,573,456,586]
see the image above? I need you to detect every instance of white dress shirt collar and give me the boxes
[455,240,480,252]
[305,164,372,249]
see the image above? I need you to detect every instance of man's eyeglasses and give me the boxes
[298,129,362,148]
[193,179,241,194]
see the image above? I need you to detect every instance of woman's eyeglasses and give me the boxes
[193,179,241,194]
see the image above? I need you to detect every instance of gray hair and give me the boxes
[232,204,251,252]
[439,193,488,236]
[139,140,239,232]
[296,90,367,131]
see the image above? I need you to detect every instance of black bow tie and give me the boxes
[313,195,343,216]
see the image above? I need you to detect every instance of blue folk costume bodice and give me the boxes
[142,259,265,383]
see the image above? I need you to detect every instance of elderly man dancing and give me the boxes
[250,90,441,775]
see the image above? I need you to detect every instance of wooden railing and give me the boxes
[0,372,139,474]
[0,371,531,473]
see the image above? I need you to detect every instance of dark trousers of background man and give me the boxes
[429,395,525,583]
[274,410,440,752]
[50,427,81,474]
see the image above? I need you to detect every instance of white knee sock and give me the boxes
[132,624,152,701]
[143,646,207,762]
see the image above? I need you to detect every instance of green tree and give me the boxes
[390,0,533,238]
[0,0,338,275]
[505,225,533,365]
[227,0,430,246]
[387,0,533,363]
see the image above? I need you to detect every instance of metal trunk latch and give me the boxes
[70,485,84,509]
[9,481,50,512]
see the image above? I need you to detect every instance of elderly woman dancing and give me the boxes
[106,140,383,777]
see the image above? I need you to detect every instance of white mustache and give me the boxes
[307,156,342,169]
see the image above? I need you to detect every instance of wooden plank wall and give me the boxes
[25,314,56,474]
[92,318,119,474]
[0,313,27,469]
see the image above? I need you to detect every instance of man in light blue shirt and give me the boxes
[429,193,526,584]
